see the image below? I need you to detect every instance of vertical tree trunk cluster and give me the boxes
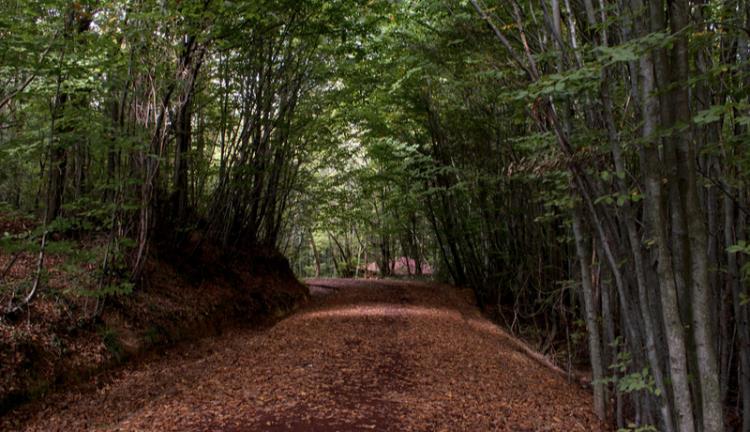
[0,1,356,282]
[467,0,748,429]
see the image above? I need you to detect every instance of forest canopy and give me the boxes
[1,0,750,430]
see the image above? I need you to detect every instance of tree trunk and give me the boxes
[637,32,696,432]
[572,208,606,420]
[309,229,321,278]
[174,94,192,222]
[727,182,750,432]
[668,2,723,430]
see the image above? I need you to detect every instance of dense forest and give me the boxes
[1,0,749,430]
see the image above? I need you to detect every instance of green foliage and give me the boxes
[609,350,629,372]
[727,240,750,255]
[617,368,660,396]
[522,66,601,100]
[78,281,134,298]
[728,241,750,283]
[602,348,661,403]
[98,326,123,361]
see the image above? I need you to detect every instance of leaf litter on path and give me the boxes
[4,278,605,431]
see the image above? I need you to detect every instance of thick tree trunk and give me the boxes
[727,184,750,431]
[637,35,696,432]
[172,35,204,224]
[668,2,723,430]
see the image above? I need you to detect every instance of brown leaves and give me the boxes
[5,279,605,431]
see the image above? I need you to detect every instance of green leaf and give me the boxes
[693,105,725,125]
[728,241,750,255]
[596,45,639,63]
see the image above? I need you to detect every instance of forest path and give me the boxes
[5,279,603,432]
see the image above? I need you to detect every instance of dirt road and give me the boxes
[3,279,603,431]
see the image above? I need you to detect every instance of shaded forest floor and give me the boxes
[0,211,308,415]
[3,278,604,431]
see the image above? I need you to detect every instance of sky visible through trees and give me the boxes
[1,0,750,430]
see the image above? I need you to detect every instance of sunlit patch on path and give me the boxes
[4,279,604,432]
[298,304,464,321]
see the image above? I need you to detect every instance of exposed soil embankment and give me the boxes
[0,231,308,415]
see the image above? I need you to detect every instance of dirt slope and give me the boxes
[2,279,604,431]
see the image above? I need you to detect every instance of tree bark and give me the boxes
[637,31,696,432]
[572,208,606,420]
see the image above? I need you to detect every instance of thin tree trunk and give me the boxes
[572,208,606,420]
[309,229,321,278]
